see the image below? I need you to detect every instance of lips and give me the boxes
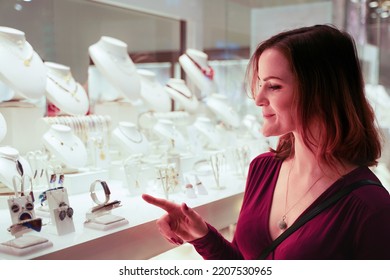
[263,114,275,119]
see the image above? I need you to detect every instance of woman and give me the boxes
[142,24,390,259]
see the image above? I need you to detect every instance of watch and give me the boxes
[90,180,110,206]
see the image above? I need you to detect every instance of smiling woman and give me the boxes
[144,24,390,260]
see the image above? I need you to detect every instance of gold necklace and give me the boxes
[278,159,324,230]
[0,35,34,67]
[47,74,80,102]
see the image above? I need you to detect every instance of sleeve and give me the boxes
[354,206,390,259]
[189,223,244,260]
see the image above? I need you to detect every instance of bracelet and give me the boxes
[90,180,110,206]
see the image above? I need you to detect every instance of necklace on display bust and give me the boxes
[0,39,33,67]
[185,53,214,80]
[0,28,34,67]
[278,159,324,230]
[118,124,143,144]
[166,84,192,99]
[47,73,80,102]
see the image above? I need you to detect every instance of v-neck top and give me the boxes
[190,152,390,259]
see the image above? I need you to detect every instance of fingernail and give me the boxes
[170,237,178,244]
[183,203,189,211]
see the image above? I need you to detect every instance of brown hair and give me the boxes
[246,24,382,167]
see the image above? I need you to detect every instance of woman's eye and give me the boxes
[269,85,281,90]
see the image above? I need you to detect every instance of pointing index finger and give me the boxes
[142,193,177,212]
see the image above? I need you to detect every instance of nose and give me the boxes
[254,86,268,107]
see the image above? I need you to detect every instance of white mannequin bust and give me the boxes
[0,146,32,189]
[153,119,187,149]
[45,62,89,116]
[0,26,46,101]
[112,121,150,155]
[178,48,218,99]
[193,117,222,147]
[137,69,171,113]
[205,93,240,128]
[89,36,141,102]
[0,112,7,142]
[42,124,87,169]
[165,78,199,113]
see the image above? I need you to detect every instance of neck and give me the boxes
[291,132,356,182]
[0,27,26,47]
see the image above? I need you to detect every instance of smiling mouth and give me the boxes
[263,114,275,119]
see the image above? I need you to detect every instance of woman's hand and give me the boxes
[142,193,209,245]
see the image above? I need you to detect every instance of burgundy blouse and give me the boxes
[190,152,390,259]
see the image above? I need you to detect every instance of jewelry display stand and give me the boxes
[46,187,75,235]
[112,121,150,156]
[89,36,141,102]
[138,69,171,113]
[45,62,89,116]
[193,117,222,150]
[165,78,199,113]
[84,180,128,231]
[42,124,88,170]
[204,93,240,128]
[0,170,52,256]
[178,48,218,100]
[0,26,46,101]
[153,119,187,152]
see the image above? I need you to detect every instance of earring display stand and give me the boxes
[46,188,75,236]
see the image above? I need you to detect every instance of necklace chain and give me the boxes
[185,54,214,80]
[166,84,193,99]
[0,34,34,67]
[278,159,324,230]
[118,126,143,144]
[47,74,80,102]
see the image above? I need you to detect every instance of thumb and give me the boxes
[181,203,200,221]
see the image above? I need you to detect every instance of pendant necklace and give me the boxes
[119,126,143,144]
[278,159,324,230]
[0,35,34,67]
[47,73,80,102]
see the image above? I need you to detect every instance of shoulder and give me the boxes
[342,167,390,213]
[246,151,282,186]
[250,151,279,168]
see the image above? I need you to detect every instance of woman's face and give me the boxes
[254,48,296,137]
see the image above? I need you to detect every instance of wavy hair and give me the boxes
[246,24,382,167]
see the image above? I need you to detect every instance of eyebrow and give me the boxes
[257,76,283,82]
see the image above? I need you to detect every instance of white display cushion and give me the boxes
[0,235,52,256]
